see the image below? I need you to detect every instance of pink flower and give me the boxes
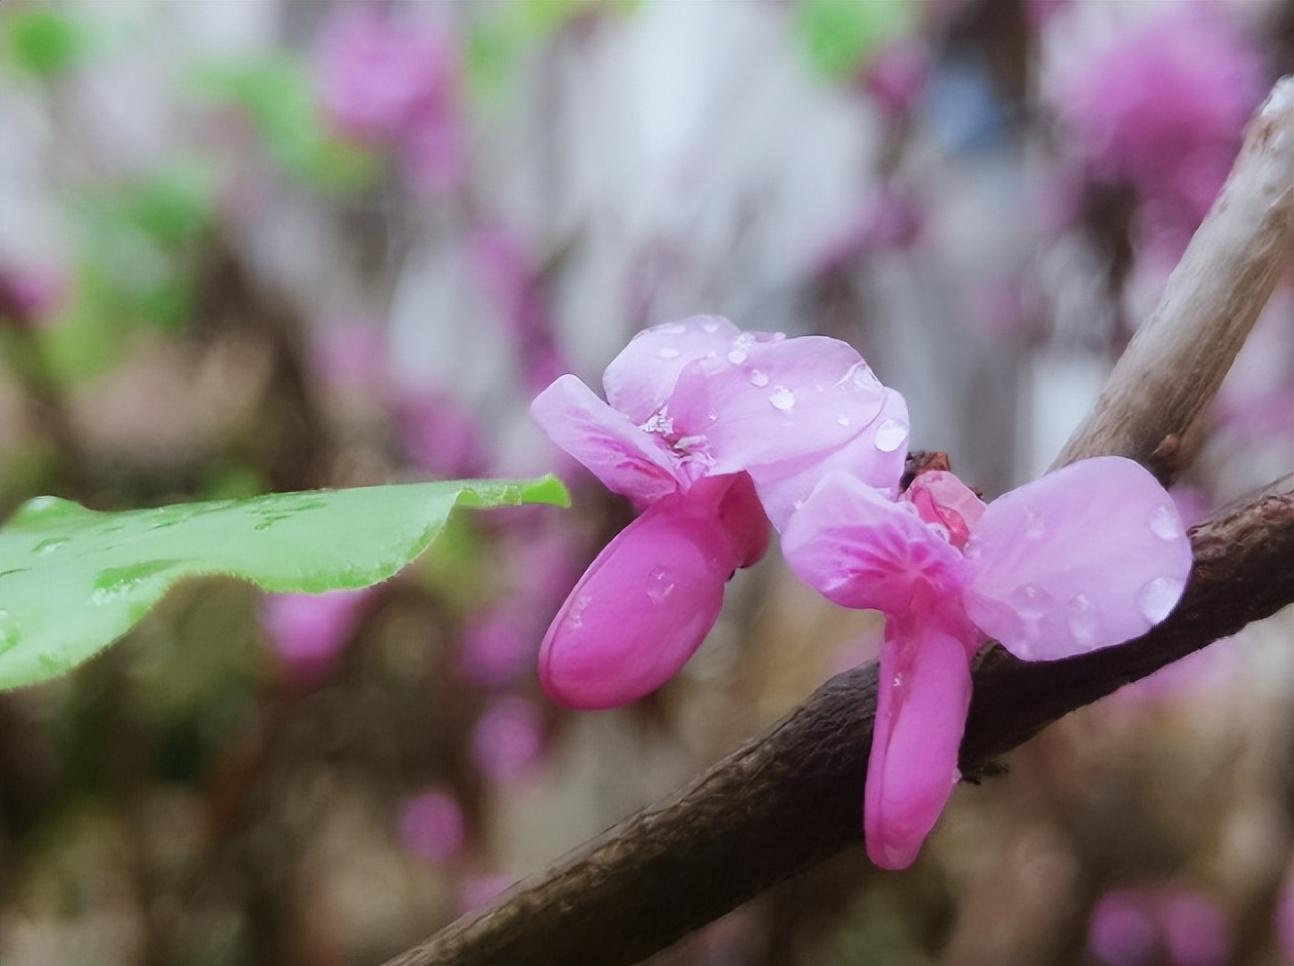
[457,612,533,689]
[860,40,928,119]
[262,588,372,683]
[1088,887,1230,966]
[470,696,544,784]
[391,388,486,478]
[783,459,1192,868]
[531,316,908,708]
[1055,4,1264,245]
[398,790,466,864]
[0,263,65,328]
[315,7,464,192]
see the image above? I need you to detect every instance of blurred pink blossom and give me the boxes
[315,7,464,192]
[1088,887,1230,966]
[0,263,65,327]
[471,696,544,785]
[392,388,486,478]
[1056,4,1265,247]
[457,874,514,914]
[311,320,386,391]
[860,41,928,119]
[1089,890,1157,966]
[816,188,923,274]
[262,588,372,683]
[457,612,533,689]
[398,790,466,863]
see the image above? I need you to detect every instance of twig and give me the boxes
[380,77,1294,966]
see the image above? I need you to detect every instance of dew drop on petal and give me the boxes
[1138,576,1184,624]
[1011,584,1047,620]
[769,386,796,412]
[963,536,982,560]
[1023,508,1045,540]
[658,347,681,360]
[747,369,769,387]
[873,418,908,452]
[700,319,720,334]
[1149,504,1182,541]
[646,567,676,604]
[836,415,851,427]
[727,348,748,365]
[1066,593,1099,647]
[771,331,786,341]
[659,322,688,335]
[892,672,903,688]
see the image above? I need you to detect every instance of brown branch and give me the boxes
[1054,76,1294,481]
[381,76,1294,966]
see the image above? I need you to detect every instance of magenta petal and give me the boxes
[865,613,973,870]
[751,387,909,529]
[963,456,1194,661]
[715,473,770,569]
[782,472,964,617]
[539,497,734,709]
[669,336,895,476]
[531,374,681,504]
[602,316,741,424]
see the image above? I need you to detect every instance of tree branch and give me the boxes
[381,76,1294,966]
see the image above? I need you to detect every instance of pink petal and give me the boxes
[963,457,1194,661]
[602,316,741,424]
[714,473,770,569]
[782,472,964,618]
[751,387,909,529]
[865,610,974,870]
[669,336,897,477]
[539,496,734,709]
[530,374,681,505]
[904,470,986,551]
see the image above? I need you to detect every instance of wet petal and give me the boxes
[963,456,1194,661]
[669,336,895,476]
[538,496,734,709]
[865,612,974,870]
[751,387,909,529]
[531,374,681,504]
[904,470,986,551]
[602,316,741,424]
[782,472,964,617]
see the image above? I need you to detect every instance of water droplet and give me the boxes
[836,415,851,427]
[1149,504,1181,541]
[727,348,748,365]
[658,322,688,335]
[963,536,982,560]
[34,537,70,554]
[892,672,903,688]
[769,386,796,412]
[1138,576,1183,624]
[873,418,908,452]
[929,522,951,543]
[747,369,769,387]
[1011,584,1047,620]
[657,347,681,360]
[1024,508,1045,539]
[90,560,179,604]
[566,594,591,630]
[647,567,676,604]
[1066,593,1099,647]
[771,331,786,341]
[733,332,756,348]
[700,319,720,334]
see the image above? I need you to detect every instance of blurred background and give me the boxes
[0,1,1291,964]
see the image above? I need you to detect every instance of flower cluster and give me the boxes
[533,317,1192,869]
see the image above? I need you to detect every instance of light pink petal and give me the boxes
[669,336,897,476]
[751,387,909,529]
[531,374,681,504]
[963,456,1194,661]
[865,612,974,870]
[538,496,734,709]
[782,472,964,617]
[602,316,741,424]
[904,470,986,550]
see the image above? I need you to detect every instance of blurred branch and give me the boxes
[381,76,1294,966]
[1055,76,1294,482]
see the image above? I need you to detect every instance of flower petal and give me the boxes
[782,472,964,617]
[602,316,741,424]
[538,496,734,709]
[903,470,986,551]
[669,336,897,476]
[531,374,681,504]
[715,473,770,569]
[751,387,909,529]
[963,456,1194,661]
[865,612,973,870]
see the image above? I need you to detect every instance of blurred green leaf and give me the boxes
[4,8,85,78]
[191,57,381,191]
[0,476,569,689]
[795,0,913,80]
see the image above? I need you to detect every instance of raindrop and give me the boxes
[727,348,748,365]
[1149,504,1181,541]
[34,537,70,554]
[836,415,851,427]
[892,672,903,688]
[769,387,796,412]
[747,369,769,387]
[566,594,591,630]
[1066,593,1099,647]
[873,418,908,452]
[657,347,681,360]
[1023,509,1045,540]
[647,567,675,604]
[771,332,786,341]
[658,322,688,335]
[1138,576,1184,624]
[700,319,720,334]
[1011,584,1047,620]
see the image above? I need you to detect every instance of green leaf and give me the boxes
[795,0,913,80]
[0,476,569,690]
[4,8,85,78]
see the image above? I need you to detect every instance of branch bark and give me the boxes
[381,76,1294,966]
